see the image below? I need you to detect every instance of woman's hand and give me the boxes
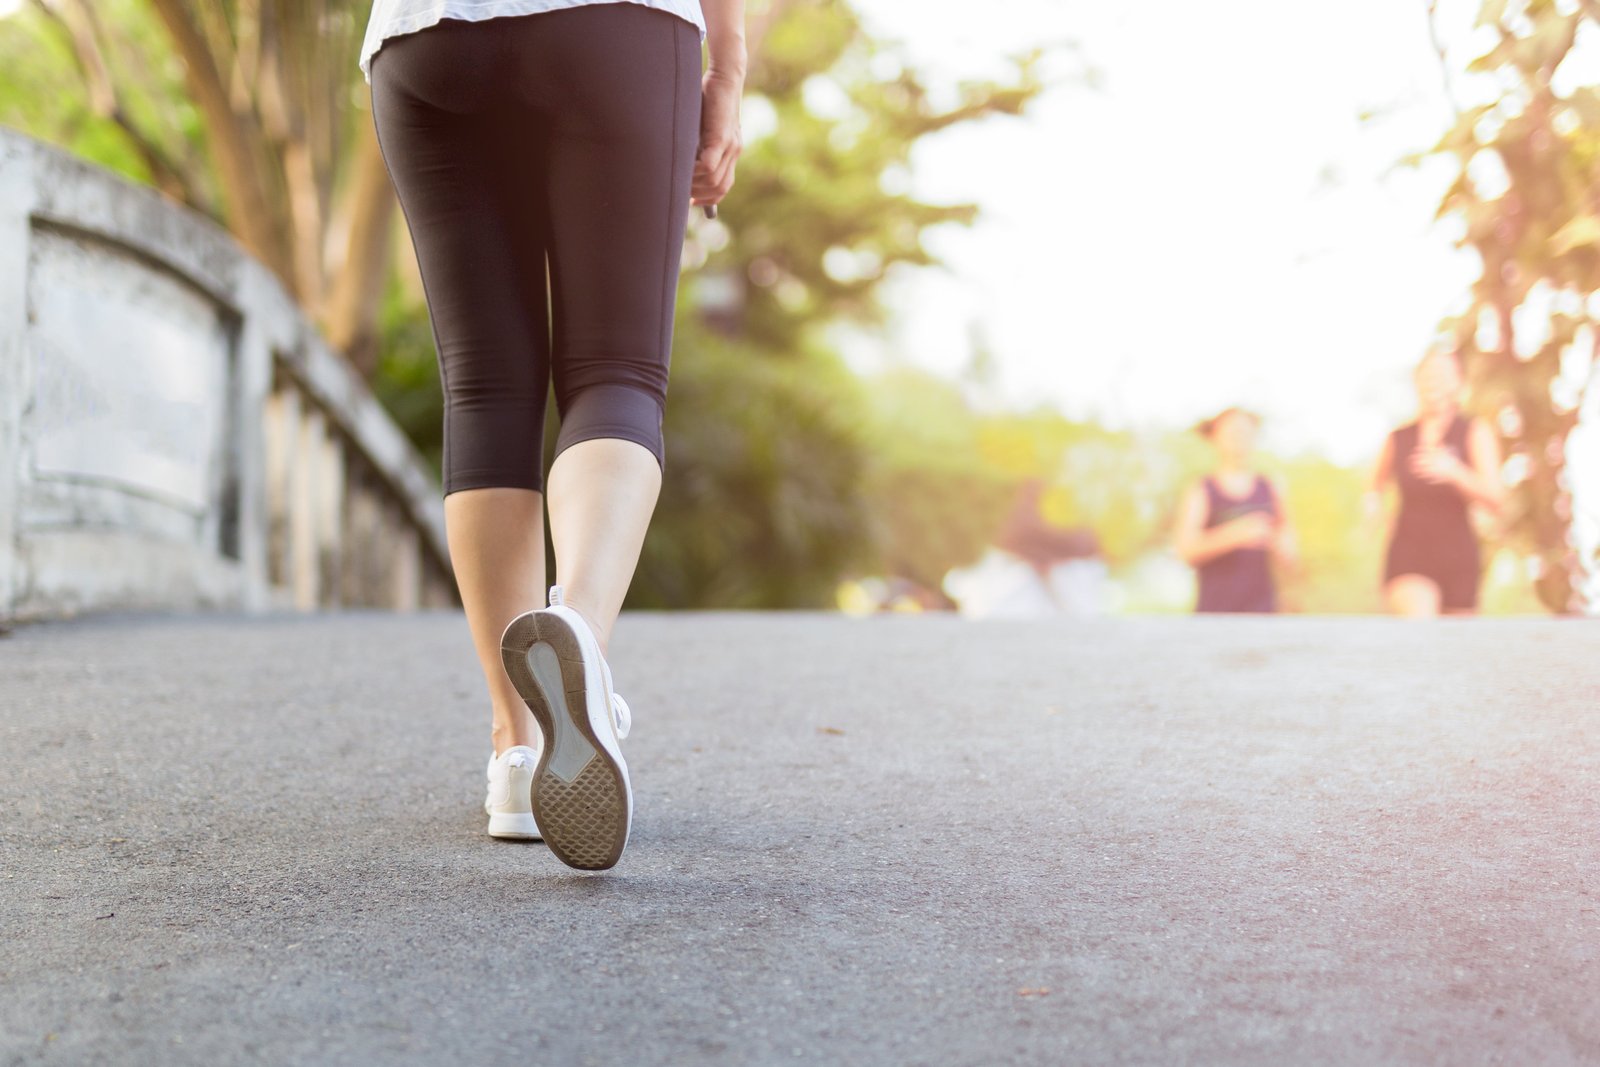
[1272,527,1304,577]
[1226,511,1276,550]
[693,70,743,208]
[1409,446,1467,486]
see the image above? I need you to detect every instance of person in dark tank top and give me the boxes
[1172,408,1301,613]
[1369,348,1504,616]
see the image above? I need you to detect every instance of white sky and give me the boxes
[844,0,1597,465]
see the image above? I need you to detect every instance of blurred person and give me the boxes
[1173,408,1300,614]
[943,479,1108,618]
[1369,349,1504,617]
[362,0,744,870]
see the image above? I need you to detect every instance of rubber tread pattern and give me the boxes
[500,610,630,871]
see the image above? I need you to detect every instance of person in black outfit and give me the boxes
[1173,407,1300,613]
[366,0,746,867]
[1370,349,1504,616]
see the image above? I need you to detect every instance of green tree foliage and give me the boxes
[631,325,876,607]
[1270,455,1385,613]
[1420,0,1600,611]
[852,366,1016,594]
[1,0,398,372]
[0,0,188,187]
[636,1,1047,606]
[696,2,1040,349]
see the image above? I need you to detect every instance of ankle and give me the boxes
[491,718,538,757]
[555,590,611,655]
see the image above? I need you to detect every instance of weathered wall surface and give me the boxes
[0,127,454,620]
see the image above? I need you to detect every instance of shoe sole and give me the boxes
[486,811,541,840]
[500,610,631,871]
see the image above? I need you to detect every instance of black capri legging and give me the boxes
[370,4,701,495]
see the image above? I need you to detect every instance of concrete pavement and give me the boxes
[2,611,1598,1065]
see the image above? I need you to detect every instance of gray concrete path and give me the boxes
[1,611,1598,1066]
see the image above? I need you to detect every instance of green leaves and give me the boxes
[704,0,1046,350]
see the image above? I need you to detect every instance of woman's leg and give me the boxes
[1386,574,1442,616]
[370,27,553,753]
[446,489,546,752]
[546,442,661,657]
[1438,562,1482,618]
[537,7,701,650]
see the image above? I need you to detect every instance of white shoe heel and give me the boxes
[484,745,540,840]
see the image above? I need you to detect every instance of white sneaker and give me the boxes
[499,584,634,871]
[484,744,540,840]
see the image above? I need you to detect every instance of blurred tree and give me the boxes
[1268,453,1385,613]
[687,1,1043,348]
[2,0,394,371]
[854,365,1015,594]
[1418,0,1600,611]
[630,323,876,607]
[633,0,1052,606]
[855,363,1182,597]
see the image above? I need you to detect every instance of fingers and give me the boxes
[689,165,719,205]
[710,142,739,193]
[695,161,735,204]
[691,115,742,203]
[1409,455,1449,481]
[691,146,724,190]
[691,141,739,204]
[693,141,722,176]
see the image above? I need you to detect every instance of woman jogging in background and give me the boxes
[362,0,744,870]
[1173,407,1300,614]
[1370,349,1504,617]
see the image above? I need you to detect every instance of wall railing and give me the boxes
[0,127,454,619]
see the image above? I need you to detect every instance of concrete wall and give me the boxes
[0,127,454,620]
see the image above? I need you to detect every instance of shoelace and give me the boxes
[609,691,632,740]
